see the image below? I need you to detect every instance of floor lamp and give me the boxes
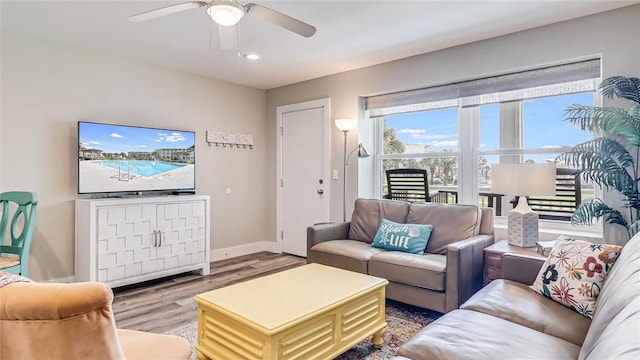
[335,119,370,222]
[491,163,556,247]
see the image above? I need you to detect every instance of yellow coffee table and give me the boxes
[193,263,388,360]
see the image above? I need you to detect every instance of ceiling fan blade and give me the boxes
[218,25,238,50]
[127,1,208,23]
[245,3,316,38]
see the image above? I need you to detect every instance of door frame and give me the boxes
[276,98,332,254]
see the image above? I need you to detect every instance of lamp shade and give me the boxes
[357,144,370,158]
[207,2,245,26]
[491,163,556,196]
[334,118,358,132]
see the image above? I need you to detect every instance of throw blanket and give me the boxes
[0,271,33,288]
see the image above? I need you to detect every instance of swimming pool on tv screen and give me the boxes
[93,160,186,177]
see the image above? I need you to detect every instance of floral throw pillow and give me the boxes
[529,236,622,318]
[0,271,34,288]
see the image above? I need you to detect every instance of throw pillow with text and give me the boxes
[371,219,433,254]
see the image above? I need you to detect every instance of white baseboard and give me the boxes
[211,241,281,262]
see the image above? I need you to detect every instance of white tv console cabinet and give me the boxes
[75,195,210,288]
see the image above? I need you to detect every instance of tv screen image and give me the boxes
[78,121,195,194]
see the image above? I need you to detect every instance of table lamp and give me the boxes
[491,163,556,247]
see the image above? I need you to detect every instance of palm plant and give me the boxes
[556,76,640,239]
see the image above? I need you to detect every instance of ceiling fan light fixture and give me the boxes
[207,2,245,26]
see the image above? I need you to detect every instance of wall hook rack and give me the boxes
[206,131,254,149]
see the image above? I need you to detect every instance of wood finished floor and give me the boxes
[111,252,306,334]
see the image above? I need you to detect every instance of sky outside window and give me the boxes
[523,92,593,149]
[386,107,458,153]
[387,92,593,158]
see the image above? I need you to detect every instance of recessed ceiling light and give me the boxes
[243,53,260,60]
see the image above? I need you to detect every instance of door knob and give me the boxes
[317,189,324,194]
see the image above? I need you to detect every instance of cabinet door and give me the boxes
[97,204,157,282]
[156,201,206,271]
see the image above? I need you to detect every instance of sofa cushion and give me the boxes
[461,279,591,346]
[579,233,640,360]
[406,203,481,254]
[396,309,580,360]
[118,329,192,360]
[580,297,640,360]
[349,199,410,243]
[308,240,386,274]
[369,251,446,291]
[529,237,622,318]
[371,219,433,254]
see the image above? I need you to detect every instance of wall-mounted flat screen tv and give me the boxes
[78,121,196,194]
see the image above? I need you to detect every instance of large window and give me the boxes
[382,107,459,197]
[476,93,596,218]
[365,59,600,227]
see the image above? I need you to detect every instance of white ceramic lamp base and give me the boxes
[507,197,539,248]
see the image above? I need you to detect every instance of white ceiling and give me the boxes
[1,1,637,90]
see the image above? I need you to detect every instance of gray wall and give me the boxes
[266,5,640,245]
[1,33,268,281]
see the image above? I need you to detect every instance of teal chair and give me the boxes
[0,191,38,277]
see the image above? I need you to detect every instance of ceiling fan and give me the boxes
[128,0,316,49]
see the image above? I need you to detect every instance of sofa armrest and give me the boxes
[501,253,546,285]
[0,282,125,359]
[0,282,113,320]
[306,222,350,256]
[444,234,494,312]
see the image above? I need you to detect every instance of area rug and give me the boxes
[164,299,441,359]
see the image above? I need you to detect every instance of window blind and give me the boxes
[365,58,601,117]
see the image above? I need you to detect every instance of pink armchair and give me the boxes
[0,278,191,359]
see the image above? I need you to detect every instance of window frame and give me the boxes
[368,86,602,235]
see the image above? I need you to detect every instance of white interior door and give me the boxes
[277,98,331,257]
